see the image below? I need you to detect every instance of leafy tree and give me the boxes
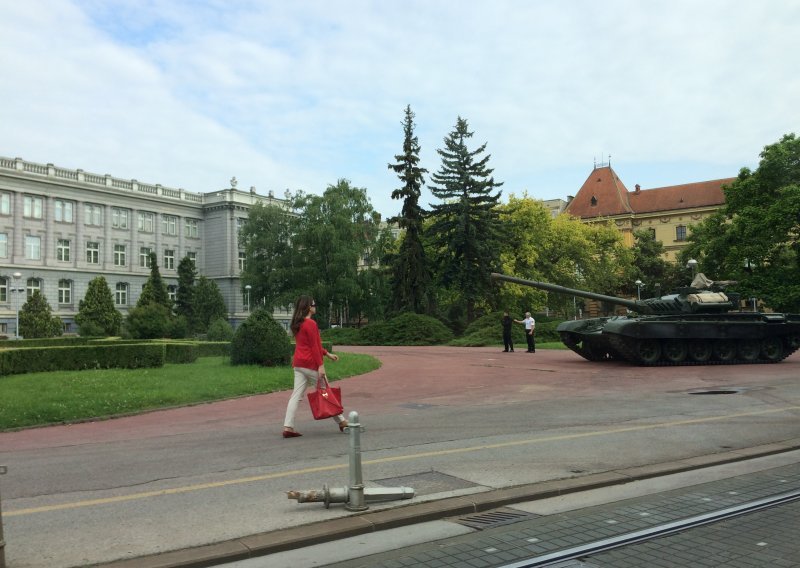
[239,202,295,312]
[175,256,197,330]
[427,116,505,323]
[630,230,683,297]
[19,290,63,338]
[137,252,171,310]
[388,105,432,314]
[193,276,227,333]
[288,180,380,327]
[75,276,122,336]
[207,317,234,341]
[682,133,800,312]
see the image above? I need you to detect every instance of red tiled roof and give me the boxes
[564,166,733,219]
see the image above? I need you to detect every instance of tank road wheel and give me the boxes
[662,340,688,363]
[688,340,713,363]
[760,337,784,362]
[737,340,760,362]
[713,339,737,362]
[636,339,662,364]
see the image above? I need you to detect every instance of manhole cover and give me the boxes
[372,471,477,495]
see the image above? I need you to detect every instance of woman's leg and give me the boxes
[283,367,316,430]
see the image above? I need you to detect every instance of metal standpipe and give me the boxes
[287,411,414,510]
[1,465,7,568]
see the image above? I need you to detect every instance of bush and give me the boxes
[0,344,164,376]
[207,318,234,342]
[360,313,453,346]
[78,320,106,338]
[451,311,565,346]
[230,308,291,366]
[126,303,172,339]
[321,327,364,345]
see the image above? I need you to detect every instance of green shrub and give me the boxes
[126,303,173,339]
[360,313,453,346]
[451,311,565,346]
[207,318,234,342]
[165,343,199,364]
[230,308,291,366]
[0,344,164,376]
[321,327,364,345]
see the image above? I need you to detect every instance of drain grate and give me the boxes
[453,508,538,530]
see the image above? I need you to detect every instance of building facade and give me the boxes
[0,156,290,337]
[564,165,733,260]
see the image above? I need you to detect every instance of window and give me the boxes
[115,283,128,306]
[676,225,687,241]
[57,238,71,261]
[0,193,10,215]
[26,278,41,299]
[238,251,246,271]
[162,215,178,236]
[167,285,177,301]
[140,247,153,267]
[84,203,103,226]
[24,195,43,219]
[55,200,74,223]
[86,241,100,264]
[114,244,127,267]
[187,251,196,266]
[185,218,199,238]
[25,235,41,260]
[0,233,7,258]
[648,228,656,239]
[112,208,129,229]
[138,211,155,232]
[236,217,246,233]
[58,279,72,304]
[0,278,6,302]
[163,249,175,270]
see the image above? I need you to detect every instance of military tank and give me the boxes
[491,272,800,366]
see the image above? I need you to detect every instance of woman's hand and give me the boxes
[326,353,339,362]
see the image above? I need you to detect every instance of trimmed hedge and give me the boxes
[0,344,165,376]
[0,336,102,349]
[165,343,199,364]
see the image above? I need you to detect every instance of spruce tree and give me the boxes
[428,116,505,323]
[176,255,197,329]
[193,276,227,333]
[75,276,122,336]
[388,105,432,314]
[137,252,171,310]
[19,290,63,338]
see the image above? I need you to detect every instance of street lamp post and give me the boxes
[634,279,643,300]
[11,272,22,340]
[244,284,251,312]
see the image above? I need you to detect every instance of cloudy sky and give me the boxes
[2,1,799,218]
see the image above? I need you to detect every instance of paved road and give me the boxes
[1,347,799,567]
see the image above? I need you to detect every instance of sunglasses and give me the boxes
[310,302,316,307]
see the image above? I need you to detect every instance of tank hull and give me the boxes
[557,313,800,365]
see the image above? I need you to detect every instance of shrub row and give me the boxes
[322,313,453,346]
[0,344,165,376]
[0,336,102,349]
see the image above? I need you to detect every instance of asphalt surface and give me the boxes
[1,346,799,568]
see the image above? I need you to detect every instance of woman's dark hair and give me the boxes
[290,295,314,336]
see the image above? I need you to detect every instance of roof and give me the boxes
[564,166,734,219]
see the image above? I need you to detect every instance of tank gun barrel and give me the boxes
[491,273,651,314]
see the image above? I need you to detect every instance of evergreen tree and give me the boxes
[193,276,228,333]
[427,116,505,323]
[137,252,171,310]
[19,290,63,338]
[75,276,122,336]
[176,255,197,329]
[388,105,432,314]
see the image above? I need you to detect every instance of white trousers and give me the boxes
[283,366,345,429]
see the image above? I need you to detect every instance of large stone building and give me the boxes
[564,164,734,260]
[0,156,289,337]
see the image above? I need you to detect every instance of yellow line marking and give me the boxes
[6,405,799,517]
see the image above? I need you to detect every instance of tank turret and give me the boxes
[491,273,800,366]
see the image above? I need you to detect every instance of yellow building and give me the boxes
[564,165,734,260]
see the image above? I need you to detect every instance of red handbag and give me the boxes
[307,375,343,420]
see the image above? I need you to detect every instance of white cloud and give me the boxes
[2,0,799,217]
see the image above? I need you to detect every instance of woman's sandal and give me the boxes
[282,429,302,438]
[338,420,349,432]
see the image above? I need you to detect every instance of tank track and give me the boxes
[606,334,800,366]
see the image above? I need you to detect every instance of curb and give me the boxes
[93,439,800,568]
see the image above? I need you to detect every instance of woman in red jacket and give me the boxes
[282,295,347,438]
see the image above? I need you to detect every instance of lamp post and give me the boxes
[634,279,643,300]
[244,284,251,312]
[686,259,698,280]
[11,272,22,340]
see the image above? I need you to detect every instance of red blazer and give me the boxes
[292,318,328,370]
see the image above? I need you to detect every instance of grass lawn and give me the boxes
[0,353,380,431]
